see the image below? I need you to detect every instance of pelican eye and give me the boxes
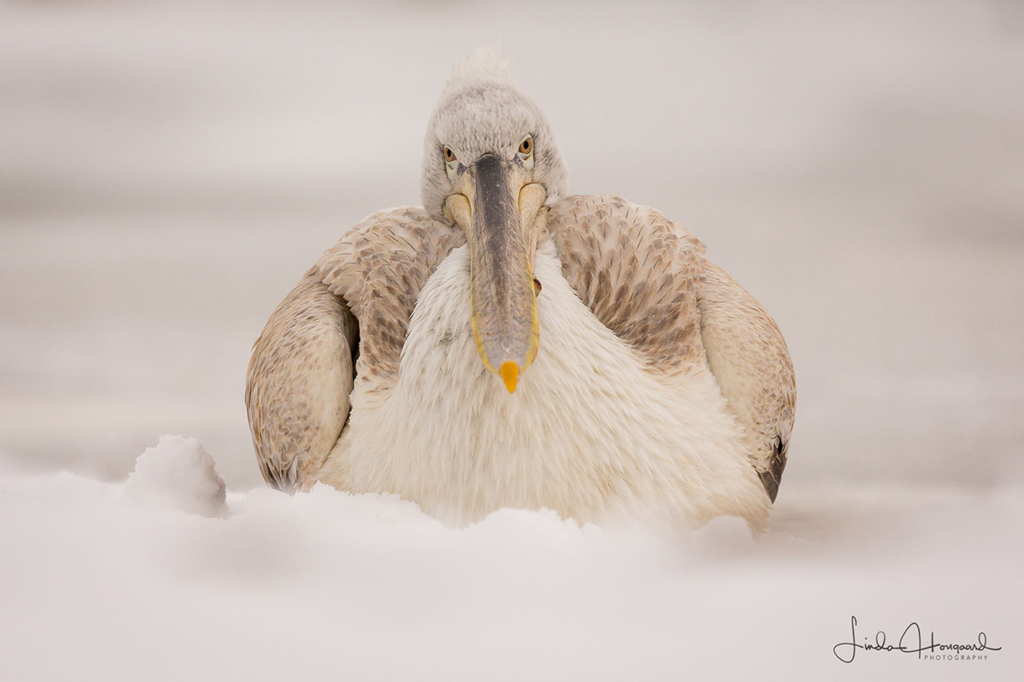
[517,135,535,170]
[533,278,542,294]
[443,146,457,181]
[516,133,532,154]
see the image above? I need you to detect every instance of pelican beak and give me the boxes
[444,153,545,393]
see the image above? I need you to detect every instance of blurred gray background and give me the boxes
[1,0,1022,491]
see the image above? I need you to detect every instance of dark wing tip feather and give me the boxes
[261,455,300,494]
[759,435,789,503]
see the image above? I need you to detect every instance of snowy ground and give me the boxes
[1,453,1021,680]
[1,0,1022,679]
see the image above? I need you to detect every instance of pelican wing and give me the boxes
[245,207,463,491]
[696,263,795,502]
[546,194,795,501]
[246,267,357,491]
[545,195,708,374]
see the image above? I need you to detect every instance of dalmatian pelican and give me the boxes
[246,52,795,531]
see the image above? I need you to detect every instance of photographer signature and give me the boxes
[833,616,1002,663]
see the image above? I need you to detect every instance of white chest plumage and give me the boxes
[318,243,771,529]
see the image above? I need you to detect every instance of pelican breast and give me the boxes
[315,196,775,528]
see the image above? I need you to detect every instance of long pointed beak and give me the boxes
[446,153,542,393]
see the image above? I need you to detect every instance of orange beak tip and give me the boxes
[500,361,519,394]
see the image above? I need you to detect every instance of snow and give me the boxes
[0,443,1020,680]
[1,0,1022,678]
[126,435,227,517]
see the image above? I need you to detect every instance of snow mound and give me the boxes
[126,435,226,517]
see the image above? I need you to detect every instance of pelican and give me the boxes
[245,53,795,531]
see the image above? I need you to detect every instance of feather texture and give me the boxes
[247,195,795,525]
[245,267,356,492]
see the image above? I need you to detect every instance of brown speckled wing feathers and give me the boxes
[245,268,357,492]
[316,207,464,390]
[546,194,795,502]
[245,207,462,491]
[546,195,707,374]
[697,264,796,502]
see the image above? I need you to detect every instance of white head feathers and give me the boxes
[443,48,515,89]
[420,51,570,221]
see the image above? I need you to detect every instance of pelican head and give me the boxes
[421,52,569,393]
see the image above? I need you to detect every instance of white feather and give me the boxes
[319,241,771,530]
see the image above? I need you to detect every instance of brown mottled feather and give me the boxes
[546,194,796,502]
[245,268,357,492]
[316,207,464,393]
[546,195,708,375]
[697,264,796,502]
[246,207,462,490]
